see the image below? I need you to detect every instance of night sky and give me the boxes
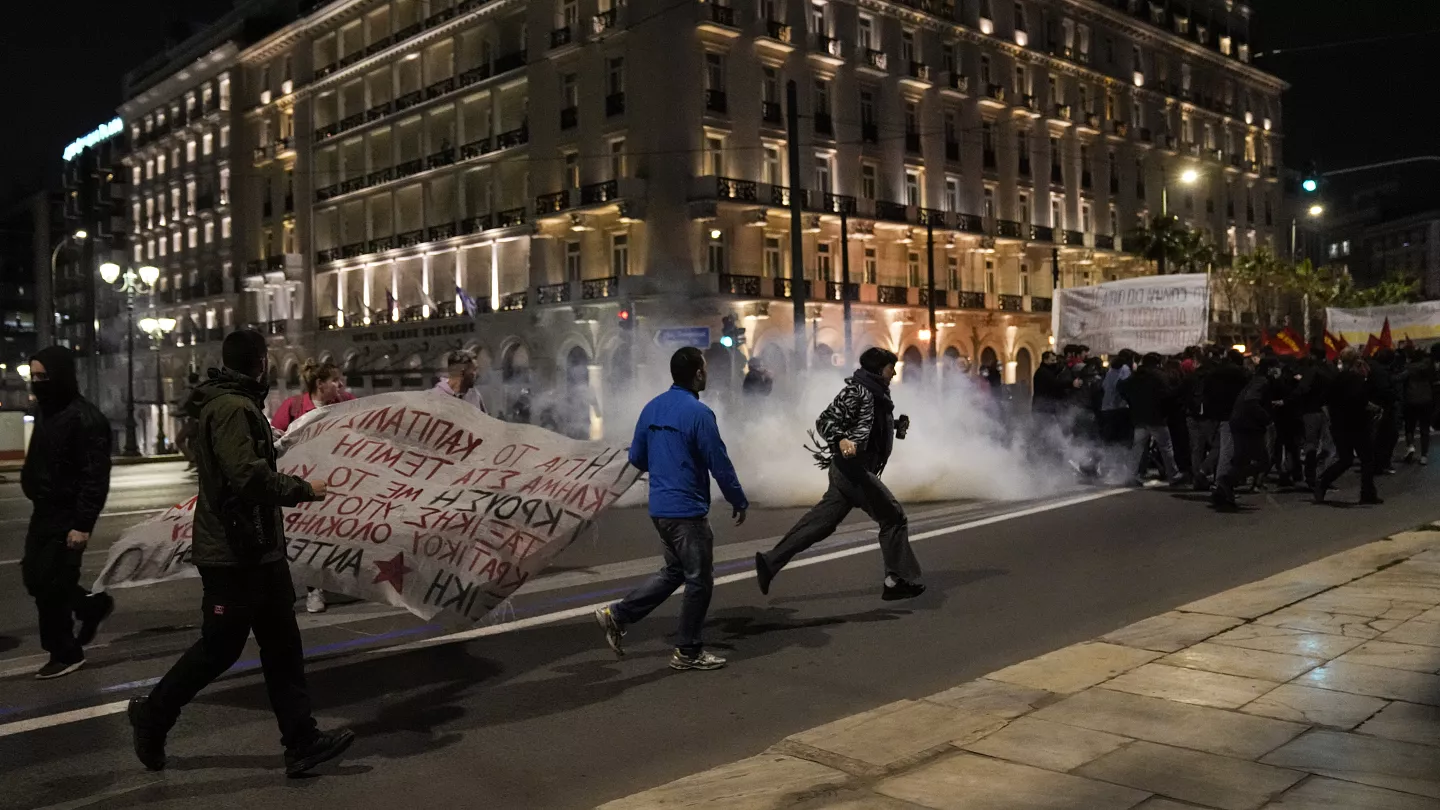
[1,0,1435,202]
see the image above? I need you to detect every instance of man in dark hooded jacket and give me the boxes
[755,347,923,601]
[1213,357,1281,509]
[127,330,354,777]
[21,346,114,679]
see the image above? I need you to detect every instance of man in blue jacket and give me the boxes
[596,346,748,671]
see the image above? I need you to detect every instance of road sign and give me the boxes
[654,327,711,349]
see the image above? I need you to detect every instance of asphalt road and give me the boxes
[1,461,1438,810]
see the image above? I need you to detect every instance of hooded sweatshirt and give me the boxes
[21,347,112,533]
[187,367,316,566]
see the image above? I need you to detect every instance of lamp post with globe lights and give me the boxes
[138,316,177,455]
[1156,167,1201,275]
[99,261,160,456]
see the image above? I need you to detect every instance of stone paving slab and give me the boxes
[597,528,1440,810]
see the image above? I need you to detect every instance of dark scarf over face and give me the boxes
[30,346,80,417]
[851,367,895,467]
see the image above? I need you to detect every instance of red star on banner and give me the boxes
[372,552,411,593]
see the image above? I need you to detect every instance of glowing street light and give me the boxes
[1179,168,1200,184]
[917,327,933,342]
[73,229,88,240]
[1308,204,1324,217]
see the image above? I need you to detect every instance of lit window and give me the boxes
[706,135,725,176]
[863,246,877,283]
[186,140,197,161]
[173,232,182,252]
[905,170,921,207]
[612,234,629,275]
[188,226,198,248]
[221,216,232,238]
[764,237,782,277]
[565,241,582,281]
[861,163,877,199]
[132,165,141,185]
[157,154,166,175]
[817,241,832,281]
[707,231,726,273]
[610,138,626,179]
[204,221,215,243]
[563,151,579,188]
[220,126,230,148]
[203,132,214,155]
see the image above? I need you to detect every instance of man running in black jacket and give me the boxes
[21,346,114,679]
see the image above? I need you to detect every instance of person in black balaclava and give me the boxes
[20,346,115,679]
[755,347,924,601]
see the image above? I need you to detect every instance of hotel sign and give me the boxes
[63,118,124,162]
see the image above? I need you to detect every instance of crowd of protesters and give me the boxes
[1033,340,1440,510]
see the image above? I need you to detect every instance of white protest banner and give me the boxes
[94,392,643,623]
[1052,273,1210,356]
[1326,301,1440,345]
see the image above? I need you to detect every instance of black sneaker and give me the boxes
[35,657,85,680]
[128,697,169,771]
[882,579,926,601]
[1360,494,1385,505]
[284,728,356,777]
[755,553,774,596]
[1312,484,1328,505]
[76,592,116,647]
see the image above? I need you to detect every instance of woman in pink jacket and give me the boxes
[272,359,350,612]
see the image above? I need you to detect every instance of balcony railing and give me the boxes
[919,288,947,308]
[267,319,288,335]
[428,222,456,241]
[957,290,986,309]
[1030,296,1053,312]
[496,207,527,227]
[1052,104,1072,121]
[427,148,457,170]
[395,158,423,178]
[986,84,1008,102]
[709,178,755,204]
[708,4,736,26]
[581,179,619,204]
[499,291,527,311]
[1064,230,1086,246]
[918,208,946,227]
[495,50,527,74]
[367,101,394,122]
[765,20,791,41]
[460,214,493,234]
[606,92,625,116]
[582,276,619,299]
[537,282,572,305]
[1030,224,1054,242]
[776,278,810,300]
[1095,233,1115,250]
[877,285,908,305]
[826,281,860,301]
[551,26,574,48]
[594,9,618,32]
[998,294,1024,312]
[996,220,1024,238]
[762,101,783,125]
[875,200,908,222]
[395,90,424,112]
[955,213,984,233]
[769,184,809,208]
[536,191,567,215]
[396,229,424,248]
[813,34,842,57]
[495,123,529,149]
[946,73,969,93]
[705,89,727,113]
[368,167,395,186]
[426,77,456,100]
[720,274,762,296]
[822,193,857,214]
[369,235,397,253]
[907,62,931,81]
[864,49,887,70]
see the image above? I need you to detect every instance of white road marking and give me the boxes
[0,486,1131,739]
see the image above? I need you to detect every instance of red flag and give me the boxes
[1270,327,1304,356]
[1322,330,1347,361]
[1362,334,1381,357]
[1379,318,1393,350]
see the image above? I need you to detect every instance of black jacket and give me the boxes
[188,368,316,567]
[22,397,112,534]
[1328,368,1375,432]
[1291,357,1332,414]
[1404,359,1435,406]
[1229,375,1276,433]
[1032,363,1069,411]
[1119,365,1171,426]
[1201,363,1249,421]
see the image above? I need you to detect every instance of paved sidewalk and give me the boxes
[599,526,1440,810]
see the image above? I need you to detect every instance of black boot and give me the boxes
[128,696,170,772]
[284,728,356,777]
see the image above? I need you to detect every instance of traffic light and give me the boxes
[617,304,634,330]
[720,314,746,348]
[1301,162,1319,194]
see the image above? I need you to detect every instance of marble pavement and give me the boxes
[598,526,1440,809]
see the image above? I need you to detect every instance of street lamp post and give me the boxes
[47,230,88,345]
[99,262,160,456]
[1157,168,1199,275]
[1290,204,1324,345]
[138,316,177,455]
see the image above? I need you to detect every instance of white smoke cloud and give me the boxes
[599,356,1098,509]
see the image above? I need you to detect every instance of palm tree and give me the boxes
[1127,214,1193,274]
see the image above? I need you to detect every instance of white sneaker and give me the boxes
[1423,456,1430,466]
[305,589,327,614]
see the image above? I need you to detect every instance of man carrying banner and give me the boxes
[431,349,486,412]
[128,329,355,776]
[595,347,748,671]
[21,346,114,679]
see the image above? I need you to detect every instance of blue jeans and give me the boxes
[611,517,714,656]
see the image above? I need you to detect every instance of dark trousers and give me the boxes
[762,462,922,585]
[22,527,102,663]
[147,561,317,750]
[1375,408,1399,470]
[611,518,714,656]
[1188,418,1220,482]
[1404,403,1433,458]
[1216,429,1268,503]
[1275,416,1303,482]
[1320,426,1378,501]
[1301,411,1328,486]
